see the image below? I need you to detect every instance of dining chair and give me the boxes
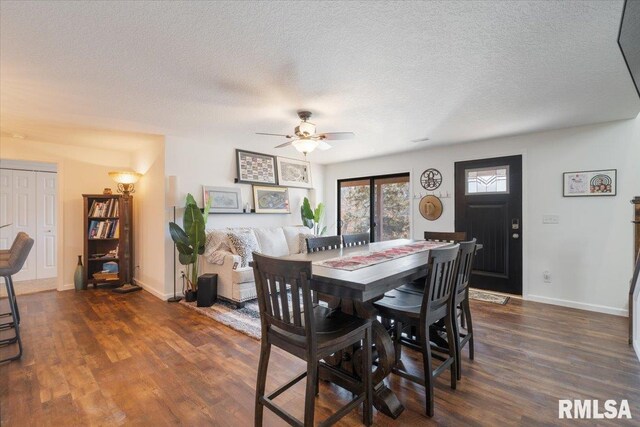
[397,231,467,296]
[0,232,34,364]
[450,239,477,380]
[342,233,370,248]
[374,244,460,417]
[424,231,467,243]
[306,235,342,253]
[252,253,373,427]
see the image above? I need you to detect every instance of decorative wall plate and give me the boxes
[420,168,442,190]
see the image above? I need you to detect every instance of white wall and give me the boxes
[0,136,131,291]
[0,133,166,298]
[163,137,325,298]
[131,138,166,299]
[324,117,640,316]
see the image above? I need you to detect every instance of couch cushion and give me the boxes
[253,228,289,257]
[227,230,260,267]
[232,267,254,284]
[282,226,314,254]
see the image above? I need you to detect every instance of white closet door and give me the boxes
[12,170,37,281]
[36,172,57,279]
[0,170,14,250]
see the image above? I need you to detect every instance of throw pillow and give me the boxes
[205,230,232,263]
[227,230,260,267]
[253,228,290,257]
[283,226,314,254]
[298,233,311,254]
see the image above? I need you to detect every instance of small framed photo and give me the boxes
[203,186,243,213]
[563,169,617,197]
[253,185,290,214]
[236,149,278,185]
[276,156,313,188]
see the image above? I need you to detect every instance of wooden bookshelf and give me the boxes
[82,194,133,287]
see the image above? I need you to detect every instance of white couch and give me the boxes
[200,226,314,307]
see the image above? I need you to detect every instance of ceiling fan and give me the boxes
[256,110,355,155]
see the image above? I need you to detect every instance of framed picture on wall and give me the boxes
[236,149,278,185]
[276,156,312,188]
[203,186,243,213]
[253,185,290,214]
[563,169,617,197]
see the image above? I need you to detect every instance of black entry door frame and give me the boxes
[454,154,524,295]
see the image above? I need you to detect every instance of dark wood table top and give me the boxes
[284,239,437,302]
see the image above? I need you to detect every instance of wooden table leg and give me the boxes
[355,301,405,419]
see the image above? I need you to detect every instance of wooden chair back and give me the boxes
[420,245,460,324]
[252,253,316,343]
[306,235,342,253]
[342,233,370,247]
[454,239,477,296]
[424,231,467,243]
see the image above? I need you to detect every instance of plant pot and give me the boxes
[184,290,197,302]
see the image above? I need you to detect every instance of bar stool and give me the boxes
[0,232,34,364]
[0,232,30,324]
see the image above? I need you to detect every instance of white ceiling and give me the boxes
[1,1,638,164]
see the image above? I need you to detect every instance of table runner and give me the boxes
[313,240,450,271]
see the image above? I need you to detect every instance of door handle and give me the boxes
[512,233,520,239]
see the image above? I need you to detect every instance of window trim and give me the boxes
[337,172,410,242]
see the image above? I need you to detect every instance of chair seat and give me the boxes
[270,305,371,358]
[374,289,447,325]
[395,282,424,295]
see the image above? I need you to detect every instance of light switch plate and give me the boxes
[542,215,560,224]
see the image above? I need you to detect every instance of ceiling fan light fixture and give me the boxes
[296,121,316,137]
[293,138,319,154]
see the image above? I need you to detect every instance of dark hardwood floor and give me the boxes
[1,290,638,426]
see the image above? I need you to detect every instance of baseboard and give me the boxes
[60,283,75,291]
[526,294,627,317]
[133,279,179,301]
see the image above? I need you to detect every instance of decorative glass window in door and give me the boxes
[465,166,509,194]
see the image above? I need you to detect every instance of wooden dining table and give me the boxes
[284,238,448,419]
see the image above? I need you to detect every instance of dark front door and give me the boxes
[455,155,522,295]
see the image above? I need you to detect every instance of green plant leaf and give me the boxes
[320,226,327,235]
[301,197,314,220]
[185,193,198,206]
[313,203,325,224]
[178,252,196,265]
[175,241,193,256]
[169,222,190,247]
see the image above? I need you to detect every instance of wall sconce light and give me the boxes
[108,171,143,196]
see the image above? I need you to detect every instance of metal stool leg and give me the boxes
[0,275,22,363]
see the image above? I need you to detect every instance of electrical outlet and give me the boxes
[542,215,560,224]
[543,271,552,283]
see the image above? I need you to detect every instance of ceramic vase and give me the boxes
[74,255,85,291]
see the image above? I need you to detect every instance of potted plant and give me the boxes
[169,193,211,301]
[301,197,326,235]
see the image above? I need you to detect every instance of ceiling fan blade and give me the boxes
[319,132,355,140]
[256,132,293,138]
[274,141,294,148]
[411,137,430,143]
[318,141,332,150]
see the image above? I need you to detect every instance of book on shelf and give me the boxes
[88,198,119,217]
[88,219,119,239]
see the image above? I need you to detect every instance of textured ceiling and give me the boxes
[1,1,638,164]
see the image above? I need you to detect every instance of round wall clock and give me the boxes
[420,168,442,191]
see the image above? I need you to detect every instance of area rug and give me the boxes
[180,298,262,340]
[469,289,510,305]
[314,241,449,271]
